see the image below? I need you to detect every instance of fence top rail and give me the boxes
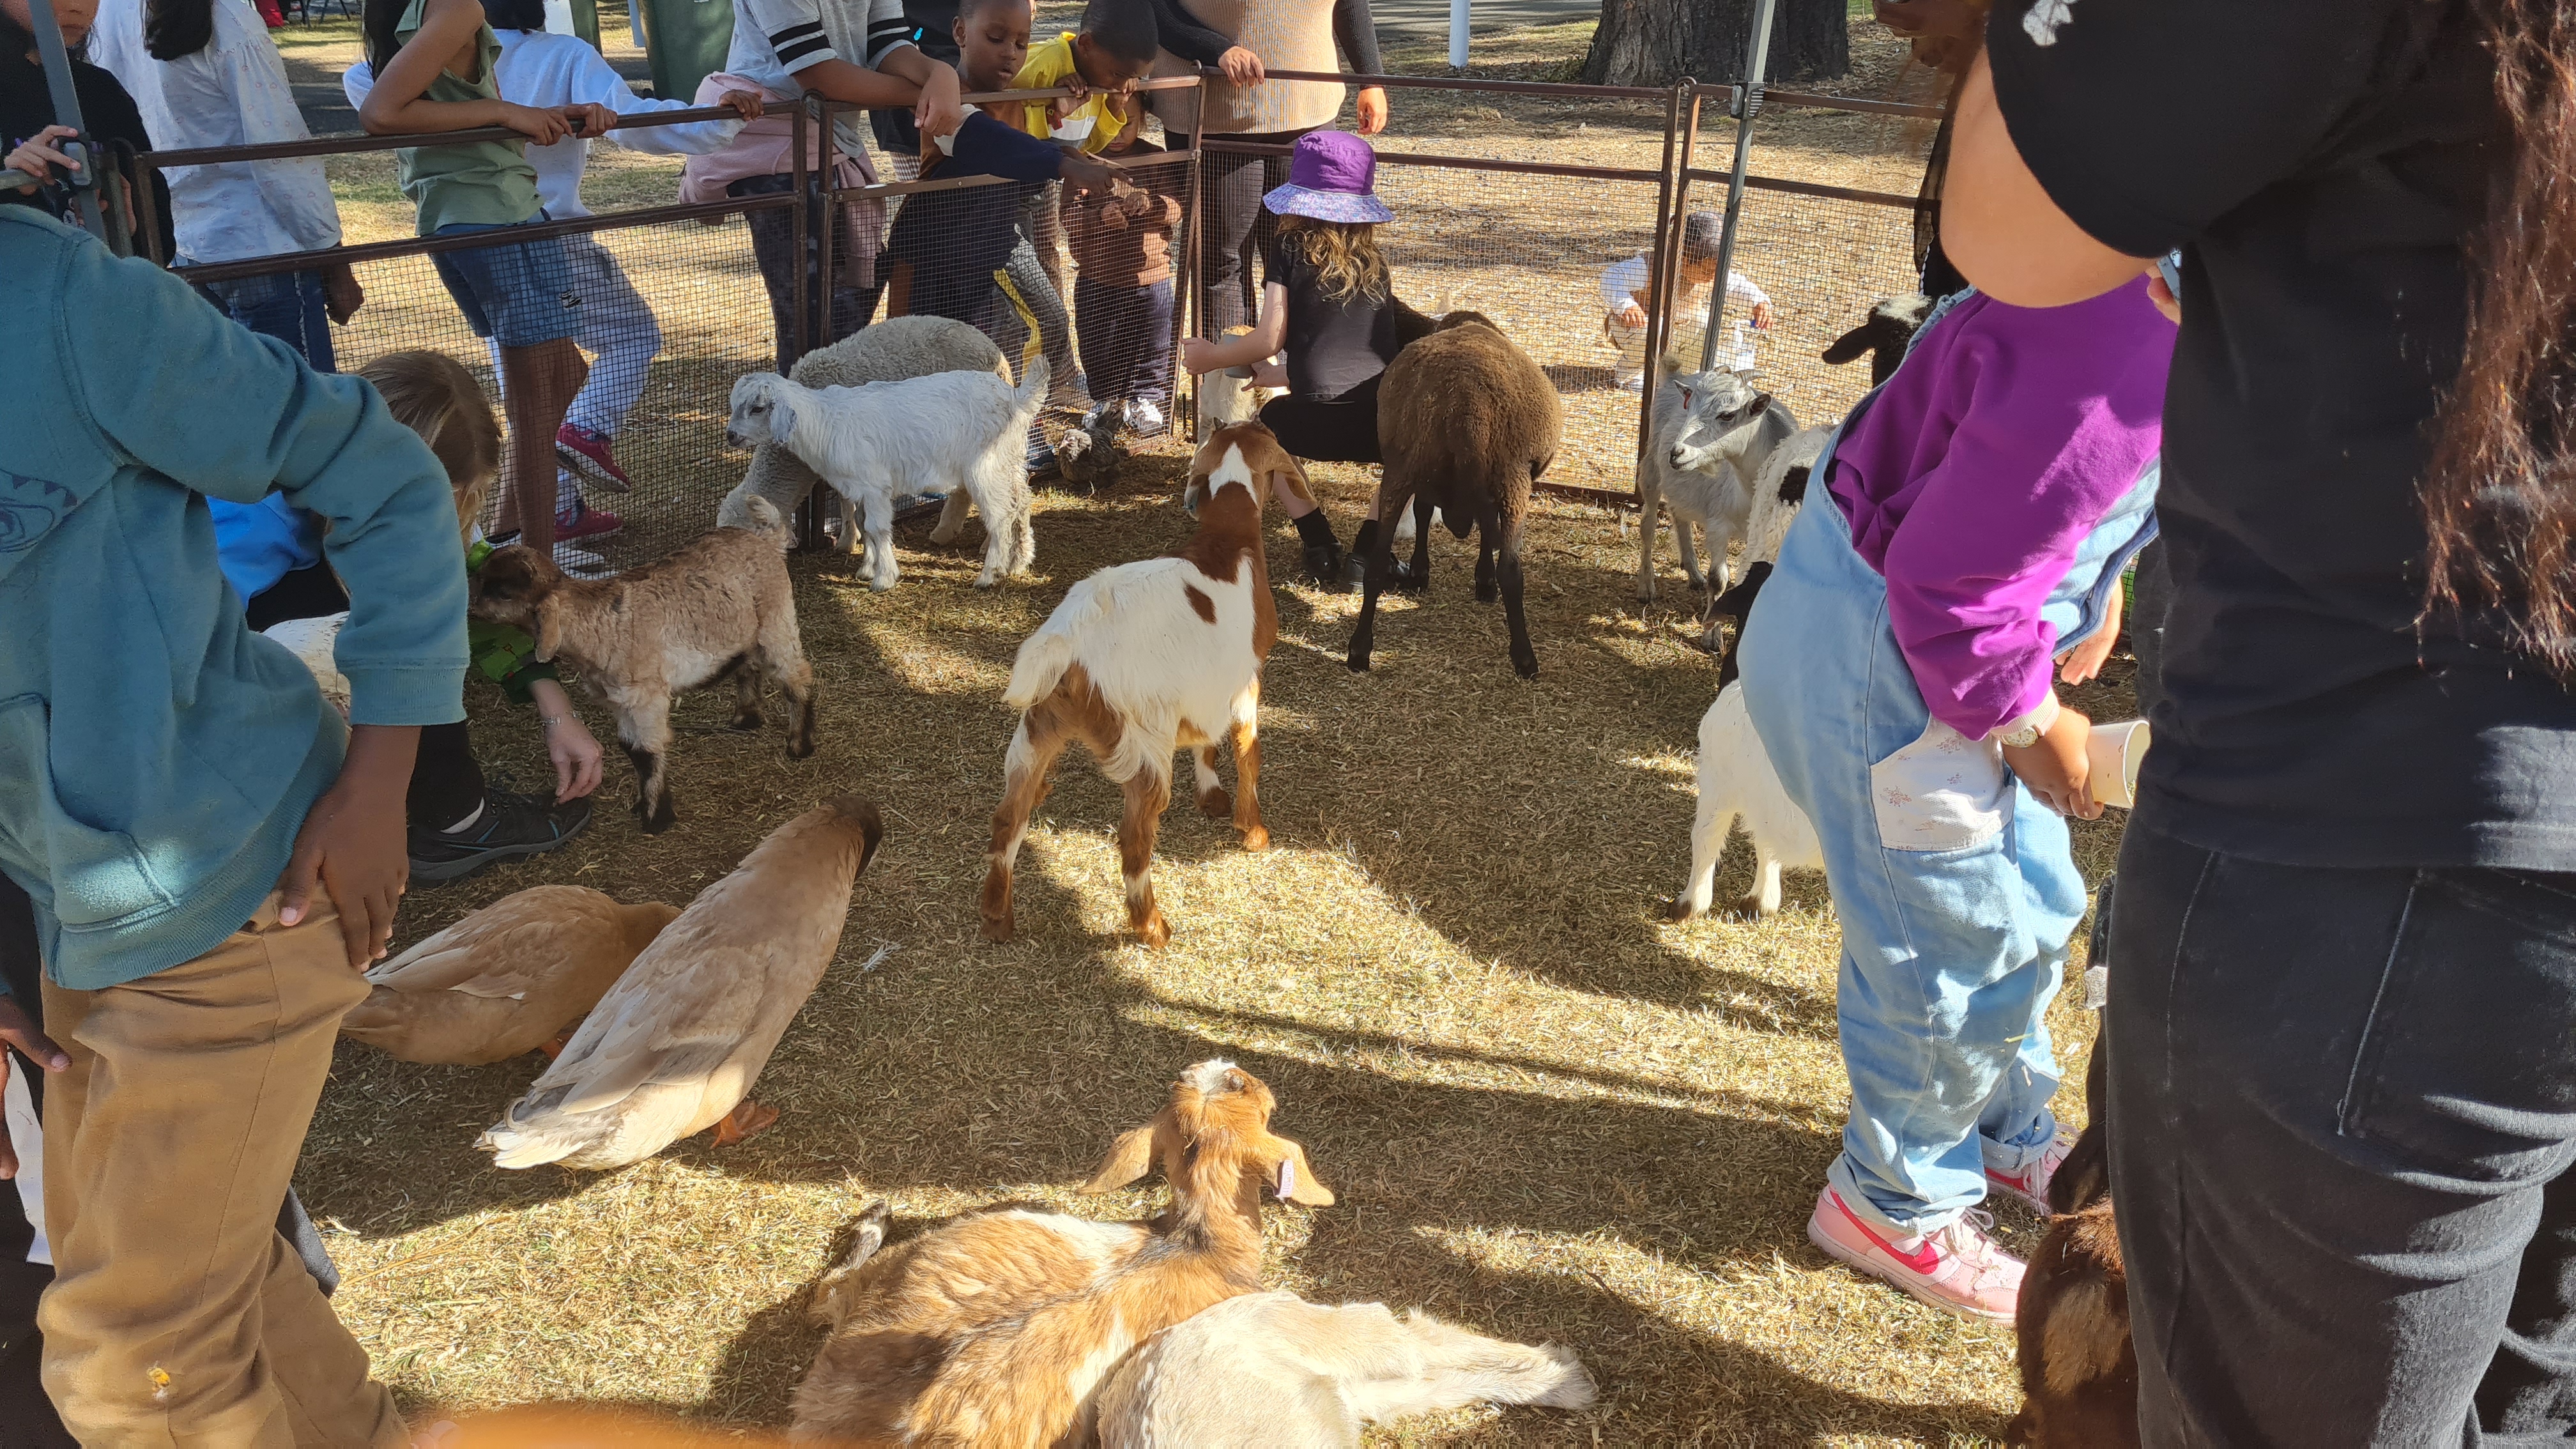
[172,192,788,284]
[1692,170,1919,210]
[134,103,751,171]
[1236,66,1673,102]
[1754,88,1947,121]
[1200,135,1661,184]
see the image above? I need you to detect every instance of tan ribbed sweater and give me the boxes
[1151,0,1348,135]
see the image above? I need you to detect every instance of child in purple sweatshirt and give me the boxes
[1735,276,2174,1323]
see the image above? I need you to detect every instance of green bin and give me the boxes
[539,0,601,48]
[634,0,734,102]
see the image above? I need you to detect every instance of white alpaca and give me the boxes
[725,362,1045,592]
[1672,681,1824,919]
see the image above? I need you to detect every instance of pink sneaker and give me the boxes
[555,502,623,542]
[1807,1186,2023,1322]
[556,424,632,493]
[1986,1126,2078,1213]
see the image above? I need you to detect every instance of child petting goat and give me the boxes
[790,1060,1332,1446]
[468,499,814,834]
[725,362,1044,592]
[979,422,1298,948]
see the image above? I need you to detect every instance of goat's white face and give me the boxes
[1183,441,1258,518]
[1669,372,1772,473]
[726,374,791,451]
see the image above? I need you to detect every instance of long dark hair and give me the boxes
[144,0,213,59]
[2421,0,2576,670]
[362,0,410,72]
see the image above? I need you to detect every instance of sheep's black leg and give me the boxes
[1405,492,1434,595]
[1475,532,1498,604]
[1497,514,1538,678]
[1347,482,1412,671]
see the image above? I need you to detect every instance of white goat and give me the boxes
[1636,370,1798,602]
[1095,1291,1597,1448]
[1671,681,1823,920]
[726,362,1044,592]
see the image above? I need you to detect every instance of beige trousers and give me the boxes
[38,894,406,1449]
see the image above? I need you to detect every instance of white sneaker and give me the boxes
[1126,397,1168,438]
[1807,1186,2023,1322]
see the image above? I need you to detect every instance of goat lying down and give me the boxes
[981,422,1295,949]
[469,498,813,835]
[1636,369,1798,602]
[1095,1291,1596,1448]
[790,1061,1333,1446]
[727,362,1044,592]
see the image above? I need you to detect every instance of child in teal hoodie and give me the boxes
[0,206,465,1444]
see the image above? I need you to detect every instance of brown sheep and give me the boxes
[1349,312,1562,678]
[2007,1032,2137,1448]
[469,498,813,834]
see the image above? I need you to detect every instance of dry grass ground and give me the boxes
[259,12,2140,1442]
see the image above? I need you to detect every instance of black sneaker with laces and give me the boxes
[408,788,594,884]
[1301,540,1349,592]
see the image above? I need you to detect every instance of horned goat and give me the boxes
[1636,369,1798,602]
[726,362,1043,592]
[1095,1291,1597,1448]
[467,498,813,835]
[1696,429,1826,653]
[789,1060,1334,1446]
[979,422,1297,949]
[1352,312,1562,680]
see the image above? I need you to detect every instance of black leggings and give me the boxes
[1258,372,1382,465]
[1199,129,1314,335]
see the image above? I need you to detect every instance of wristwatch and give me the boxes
[1997,692,2058,751]
[2000,721,2042,749]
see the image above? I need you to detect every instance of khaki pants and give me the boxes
[38,894,406,1449]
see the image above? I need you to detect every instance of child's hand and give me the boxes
[546,716,604,802]
[2145,263,2181,323]
[717,88,767,121]
[567,102,619,138]
[1751,300,1773,331]
[1615,301,1648,330]
[277,724,419,967]
[1216,45,1264,84]
[2003,707,2099,820]
[324,261,365,325]
[0,995,68,1180]
[5,125,79,185]
[2055,578,2122,686]
[915,62,965,140]
[498,103,577,144]
[1250,356,1288,388]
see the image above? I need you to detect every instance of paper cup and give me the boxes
[2087,719,2150,809]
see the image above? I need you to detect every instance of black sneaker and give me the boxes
[408,789,594,884]
[1343,549,1423,594]
[1301,541,1348,592]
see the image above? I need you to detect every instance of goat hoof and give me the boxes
[1667,896,1703,921]
[1512,654,1540,680]
[786,735,817,761]
[1240,825,1270,852]
[1476,585,1499,604]
[972,573,999,590]
[729,711,765,732]
[1197,788,1232,819]
[979,912,1015,943]
[869,576,896,593]
[1346,653,1372,674]
[640,802,677,835]
[1726,897,1775,922]
[1133,911,1171,948]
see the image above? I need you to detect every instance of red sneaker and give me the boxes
[556,424,632,493]
[555,503,623,542]
[1806,1186,2023,1322]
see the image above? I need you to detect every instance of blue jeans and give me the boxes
[187,265,334,372]
[1738,491,2086,1237]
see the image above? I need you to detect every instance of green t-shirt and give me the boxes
[390,1,541,236]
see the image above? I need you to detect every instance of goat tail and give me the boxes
[733,494,787,537]
[1002,582,1105,710]
[1010,357,1052,419]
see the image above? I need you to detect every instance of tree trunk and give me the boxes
[1582,0,1850,88]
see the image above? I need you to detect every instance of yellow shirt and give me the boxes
[1010,33,1127,155]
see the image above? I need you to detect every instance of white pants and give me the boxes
[487,233,663,513]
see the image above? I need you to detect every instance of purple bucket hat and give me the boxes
[1262,131,1395,225]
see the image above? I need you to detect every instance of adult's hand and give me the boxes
[1750,300,1773,331]
[1060,151,1116,196]
[916,61,965,142]
[2057,579,2123,686]
[0,995,67,1182]
[1354,86,1388,135]
[277,723,420,967]
[2004,707,2099,820]
[1216,45,1264,84]
[323,261,365,325]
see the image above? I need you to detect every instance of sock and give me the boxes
[439,801,486,836]
[1292,510,1339,549]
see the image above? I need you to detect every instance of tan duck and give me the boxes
[342,886,679,1065]
[479,797,885,1170]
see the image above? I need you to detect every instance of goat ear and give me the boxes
[533,596,564,664]
[1820,325,1872,365]
[1081,1115,1167,1193]
[1261,1135,1334,1207]
[1248,436,1316,510]
[1747,392,1772,417]
[765,389,798,447]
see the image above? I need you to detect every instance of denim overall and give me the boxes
[1736,293,2160,1237]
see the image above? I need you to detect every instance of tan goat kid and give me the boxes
[469,498,815,834]
[789,1060,1333,1446]
[980,422,1305,947]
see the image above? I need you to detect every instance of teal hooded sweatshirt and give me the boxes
[0,210,470,990]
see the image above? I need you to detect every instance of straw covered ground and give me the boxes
[264,11,2143,1442]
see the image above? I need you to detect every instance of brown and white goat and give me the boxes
[2007,1034,2136,1448]
[788,1059,1334,1446]
[979,422,1301,948]
[469,497,814,834]
[1351,312,1563,679]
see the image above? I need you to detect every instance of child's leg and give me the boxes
[1738,500,2083,1241]
[730,174,801,371]
[407,719,487,833]
[1606,310,1650,385]
[405,720,593,882]
[1071,275,1117,410]
[1131,277,1176,411]
[562,236,663,445]
[496,338,588,552]
[429,227,588,553]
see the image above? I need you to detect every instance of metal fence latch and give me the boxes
[1731,84,1765,121]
